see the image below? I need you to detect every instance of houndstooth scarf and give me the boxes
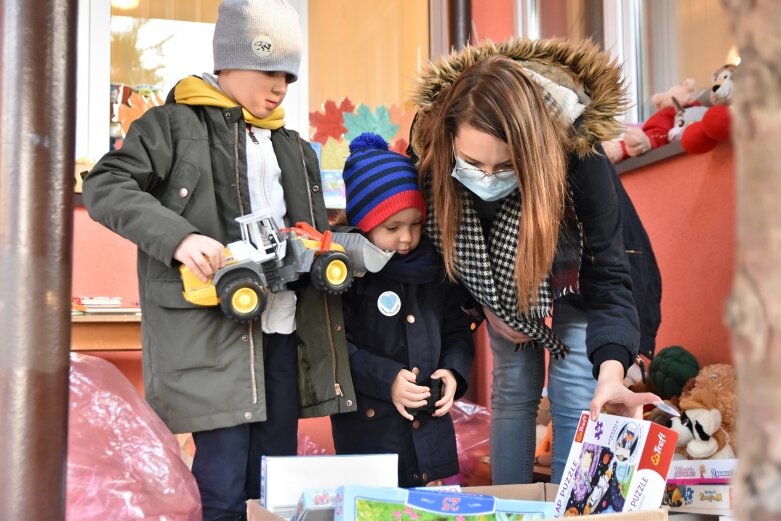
[425,188,582,359]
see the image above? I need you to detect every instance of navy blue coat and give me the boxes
[330,238,475,487]
[562,147,662,362]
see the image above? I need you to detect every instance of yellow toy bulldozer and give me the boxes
[180,210,392,322]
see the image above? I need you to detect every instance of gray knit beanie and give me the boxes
[213,0,303,82]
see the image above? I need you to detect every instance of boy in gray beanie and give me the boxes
[82,1,357,519]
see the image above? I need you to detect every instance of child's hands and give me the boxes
[391,368,430,421]
[431,369,457,417]
[174,233,226,282]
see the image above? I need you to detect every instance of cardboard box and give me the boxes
[260,454,398,518]
[249,483,669,521]
[465,483,668,521]
[334,485,555,520]
[247,499,285,521]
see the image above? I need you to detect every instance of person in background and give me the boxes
[330,133,475,487]
[82,1,356,518]
[409,38,661,485]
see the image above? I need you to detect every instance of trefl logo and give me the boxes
[651,432,667,466]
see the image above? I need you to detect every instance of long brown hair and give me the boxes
[418,55,572,313]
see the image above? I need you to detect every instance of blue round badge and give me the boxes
[377,291,401,317]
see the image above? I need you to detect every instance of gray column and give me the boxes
[448,0,472,50]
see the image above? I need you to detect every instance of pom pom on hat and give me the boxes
[349,132,389,153]
[342,133,425,233]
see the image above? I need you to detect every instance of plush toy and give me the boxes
[603,79,701,163]
[669,363,737,460]
[534,396,552,467]
[648,345,700,400]
[681,64,737,154]
[667,97,709,142]
[535,422,553,467]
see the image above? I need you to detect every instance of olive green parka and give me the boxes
[83,94,356,434]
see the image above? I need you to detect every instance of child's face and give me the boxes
[218,69,290,118]
[367,208,422,255]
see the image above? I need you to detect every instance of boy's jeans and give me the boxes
[487,300,594,485]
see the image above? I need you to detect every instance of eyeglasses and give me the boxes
[453,155,515,181]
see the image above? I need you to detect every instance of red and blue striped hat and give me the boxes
[342,133,425,233]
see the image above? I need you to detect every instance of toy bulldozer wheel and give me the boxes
[311,251,354,294]
[217,273,267,322]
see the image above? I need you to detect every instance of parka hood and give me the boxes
[410,38,628,158]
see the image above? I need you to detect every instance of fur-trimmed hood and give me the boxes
[410,38,628,158]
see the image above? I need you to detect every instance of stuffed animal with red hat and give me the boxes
[681,64,737,154]
[603,78,702,163]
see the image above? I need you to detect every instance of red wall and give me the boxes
[621,144,735,368]
[472,0,514,42]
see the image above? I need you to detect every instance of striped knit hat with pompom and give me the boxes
[342,133,425,233]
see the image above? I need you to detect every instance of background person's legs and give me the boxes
[549,301,594,484]
[487,323,544,484]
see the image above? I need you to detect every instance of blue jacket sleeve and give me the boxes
[568,146,640,378]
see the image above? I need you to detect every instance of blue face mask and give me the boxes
[450,156,518,201]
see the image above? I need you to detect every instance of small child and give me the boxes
[330,133,475,487]
[82,1,356,518]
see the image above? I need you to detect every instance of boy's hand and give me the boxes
[391,367,430,421]
[431,369,457,417]
[174,234,226,282]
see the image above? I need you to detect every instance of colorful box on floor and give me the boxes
[662,483,733,515]
[666,459,738,485]
[334,485,555,521]
[260,454,398,519]
[554,411,679,517]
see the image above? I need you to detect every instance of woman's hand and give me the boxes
[391,367,430,421]
[589,360,660,420]
[483,307,533,344]
[431,369,457,417]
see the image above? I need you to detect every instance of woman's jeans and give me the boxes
[488,300,594,485]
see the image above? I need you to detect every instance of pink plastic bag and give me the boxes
[66,353,202,520]
[442,400,492,486]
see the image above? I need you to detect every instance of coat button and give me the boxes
[412,419,421,429]
[470,322,477,331]
[312,185,320,193]
[413,473,420,481]
[225,111,232,119]
[422,472,429,482]
[406,314,415,324]
[244,411,252,419]
[335,324,342,332]
[178,187,189,198]
[366,408,375,418]
[346,399,353,407]
[241,335,248,341]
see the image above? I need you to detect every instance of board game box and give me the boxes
[553,411,679,517]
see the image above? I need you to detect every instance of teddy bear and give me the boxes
[681,64,737,154]
[669,363,737,460]
[603,78,703,163]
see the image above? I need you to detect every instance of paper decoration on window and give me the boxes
[343,104,399,142]
[309,98,356,145]
[321,137,350,170]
